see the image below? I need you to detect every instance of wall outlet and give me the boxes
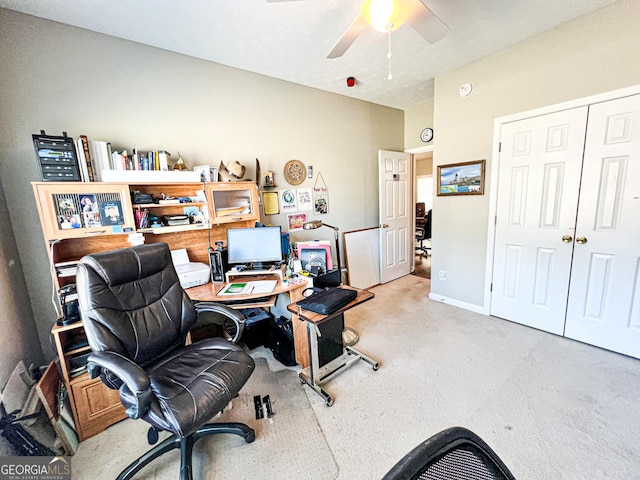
[438,270,446,281]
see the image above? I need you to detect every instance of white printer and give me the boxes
[170,248,210,289]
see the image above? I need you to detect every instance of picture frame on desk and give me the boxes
[297,241,333,273]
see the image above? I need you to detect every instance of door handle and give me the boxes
[561,235,573,243]
[576,236,588,244]
[380,224,389,228]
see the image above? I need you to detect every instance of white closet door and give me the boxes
[491,107,588,334]
[564,94,640,358]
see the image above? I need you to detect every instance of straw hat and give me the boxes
[218,161,247,181]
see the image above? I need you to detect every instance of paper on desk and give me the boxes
[218,280,277,295]
[250,280,278,294]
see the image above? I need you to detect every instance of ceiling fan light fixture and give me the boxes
[361,0,405,32]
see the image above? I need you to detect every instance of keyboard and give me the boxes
[215,295,273,305]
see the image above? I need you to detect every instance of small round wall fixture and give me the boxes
[284,159,305,185]
[459,82,474,98]
[420,127,434,143]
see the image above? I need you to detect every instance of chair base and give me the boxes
[117,422,255,480]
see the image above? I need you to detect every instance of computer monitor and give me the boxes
[226,226,283,269]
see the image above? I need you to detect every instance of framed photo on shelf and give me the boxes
[210,167,219,182]
[99,200,124,226]
[437,159,486,196]
[193,165,211,182]
[79,194,98,213]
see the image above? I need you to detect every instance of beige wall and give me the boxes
[415,154,433,177]
[430,0,640,307]
[0,9,403,361]
[0,182,43,387]
[404,101,434,150]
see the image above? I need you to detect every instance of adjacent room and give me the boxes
[1,1,640,479]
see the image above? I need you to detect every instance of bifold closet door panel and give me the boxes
[490,107,588,335]
[564,93,640,359]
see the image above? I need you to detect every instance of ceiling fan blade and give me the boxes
[406,0,450,44]
[327,14,369,59]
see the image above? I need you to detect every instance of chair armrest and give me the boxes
[87,351,153,419]
[194,302,246,343]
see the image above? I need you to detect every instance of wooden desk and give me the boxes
[187,278,311,366]
[287,286,379,406]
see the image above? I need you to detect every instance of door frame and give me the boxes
[483,84,640,315]
[406,145,434,273]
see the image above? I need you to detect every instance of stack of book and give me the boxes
[74,135,175,182]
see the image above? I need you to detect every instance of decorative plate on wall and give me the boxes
[284,159,305,185]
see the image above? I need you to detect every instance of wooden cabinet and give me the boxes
[51,323,126,441]
[32,182,136,240]
[129,181,210,234]
[206,182,260,224]
[70,374,126,441]
[32,180,261,441]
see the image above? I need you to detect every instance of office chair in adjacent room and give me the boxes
[415,209,432,256]
[382,426,516,480]
[416,202,426,230]
[76,243,256,480]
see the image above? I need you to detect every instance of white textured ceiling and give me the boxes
[0,0,621,110]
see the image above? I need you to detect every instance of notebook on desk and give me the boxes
[218,280,278,296]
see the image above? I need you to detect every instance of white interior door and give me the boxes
[379,150,411,284]
[491,107,588,334]
[564,94,640,357]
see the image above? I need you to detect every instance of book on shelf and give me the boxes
[55,265,78,277]
[78,135,95,182]
[74,138,90,182]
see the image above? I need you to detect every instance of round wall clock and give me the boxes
[420,127,434,143]
[284,159,305,185]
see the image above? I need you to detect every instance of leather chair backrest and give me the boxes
[425,209,432,239]
[77,243,197,368]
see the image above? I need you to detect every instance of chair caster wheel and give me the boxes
[245,431,256,443]
[325,398,334,407]
[373,364,379,371]
[147,427,159,445]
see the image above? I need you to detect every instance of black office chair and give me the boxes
[76,243,256,480]
[415,209,432,256]
[382,426,516,480]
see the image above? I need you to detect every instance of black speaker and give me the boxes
[209,245,228,283]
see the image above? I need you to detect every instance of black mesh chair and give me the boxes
[382,426,516,480]
[415,209,432,256]
[76,243,256,480]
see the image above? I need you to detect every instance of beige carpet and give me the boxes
[70,274,640,479]
[71,357,337,479]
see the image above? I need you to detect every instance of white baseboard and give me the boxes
[428,293,488,315]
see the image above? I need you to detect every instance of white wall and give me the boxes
[430,0,640,308]
[0,8,403,359]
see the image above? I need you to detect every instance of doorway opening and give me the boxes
[413,151,433,281]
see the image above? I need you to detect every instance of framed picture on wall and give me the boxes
[437,159,485,196]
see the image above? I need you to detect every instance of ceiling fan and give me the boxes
[266,0,449,59]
